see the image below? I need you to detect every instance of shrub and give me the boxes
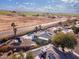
[26,52,34,59]
[51,32,77,52]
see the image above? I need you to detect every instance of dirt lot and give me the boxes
[0,14,59,31]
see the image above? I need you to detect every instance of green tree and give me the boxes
[11,22,17,38]
[26,52,34,59]
[52,32,77,52]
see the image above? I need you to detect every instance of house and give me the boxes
[32,31,52,45]
[62,29,74,33]
[9,37,21,46]
[9,35,36,47]
[21,35,33,40]
[50,27,63,33]
[20,36,36,47]
[34,30,52,40]
[8,36,37,52]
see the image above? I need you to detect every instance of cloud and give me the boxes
[61,0,79,3]
[23,2,35,5]
[6,0,79,13]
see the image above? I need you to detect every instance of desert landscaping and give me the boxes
[0,11,79,59]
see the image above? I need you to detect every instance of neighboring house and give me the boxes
[20,36,36,47]
[9,38,21,46]
[49,27,63,33]
[19,31,52,46]
[62,29,74,33]
[21,34,38,40]
[32,31,52,45]
[21,35,33,40]
[51,27,59,32]
[8,37,37,52]
[35,30,52,39]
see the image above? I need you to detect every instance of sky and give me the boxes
[0,0,79,13]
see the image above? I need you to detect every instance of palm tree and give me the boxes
[11,22,17,38]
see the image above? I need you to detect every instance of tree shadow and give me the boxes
[53,47,79,59]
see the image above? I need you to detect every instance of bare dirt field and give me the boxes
[0,14,59,31]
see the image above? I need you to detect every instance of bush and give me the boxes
[12,54,21,59]
[11,51,24,59]
[12,11,16,13]
[26,52,34,59]
[51,32,77,52]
